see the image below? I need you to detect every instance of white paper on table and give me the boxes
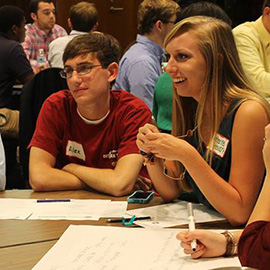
[126,200,225,229]
[101,201,128,217]
[29,199,120,220]
[32,225,241,270]
[0,199,128,220]
[0,198,36,219]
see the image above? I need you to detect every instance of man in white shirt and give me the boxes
[49,1,99,68]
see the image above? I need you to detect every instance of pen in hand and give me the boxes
[187,202,197,251]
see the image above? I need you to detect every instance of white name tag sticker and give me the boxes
[66,141,85,161]
[212,133,229,158]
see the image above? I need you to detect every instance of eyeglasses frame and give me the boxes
[59,64,102,79]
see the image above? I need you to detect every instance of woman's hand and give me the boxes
[144,132,191,161]
[176,230,226,259]
[136,123,159,153]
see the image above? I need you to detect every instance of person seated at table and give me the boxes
[22,0,67,72]
[0,133,6,191]
[114,0,181,110]
[136,16,270,225]
[29,32,152,196]
[49,1,99,68]
[177,123,270,270]
[0,5,34,138]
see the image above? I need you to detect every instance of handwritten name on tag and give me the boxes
[212,133,229,158]
[66,141,85,161]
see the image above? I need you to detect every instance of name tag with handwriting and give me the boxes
[66,140,85,161]
[212,133,229,158]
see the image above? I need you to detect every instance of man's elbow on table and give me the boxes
[29,170,50,191]
[29,147,57,191]
[29,163,55,191]
[108,182,134,197]
[108,175,135,197]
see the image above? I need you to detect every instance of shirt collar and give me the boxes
[69,30,88,36]
[136,34,164,59]
[28,23,54,37]
[254,16,270,48]
[77,108,110,125]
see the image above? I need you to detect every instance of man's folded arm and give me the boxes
[29,147,86,191]
[30,146,144,196]
[62,153,144,196]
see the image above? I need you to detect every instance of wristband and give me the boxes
[221,230,237,257]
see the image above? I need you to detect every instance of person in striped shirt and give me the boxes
[22,0,67,72]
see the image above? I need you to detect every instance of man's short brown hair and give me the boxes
[70,2,99,32]
[63,32,120,67]
[137,0,180,35]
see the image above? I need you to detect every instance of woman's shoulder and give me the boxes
[236,99,269,118]
[232,99,269,131]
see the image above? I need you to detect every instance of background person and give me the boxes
[49,1,99,68]
[153,71,173,133]
[114,0,180,109]
[233,0,270,96]
[22,0,67,72]
[0,5,34,138]
[29,33,152,196]
[136,16,270,226]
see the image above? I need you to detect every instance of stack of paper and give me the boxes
[32,225,241,270]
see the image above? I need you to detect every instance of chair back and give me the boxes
[19,67,68,183]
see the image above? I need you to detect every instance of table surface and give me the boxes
[0,189,238,270]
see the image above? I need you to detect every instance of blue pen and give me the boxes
[36,199,71,203]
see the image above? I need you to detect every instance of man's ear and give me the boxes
[11,25,18,35]
[107,62,119,82]
[155,20,163,32]
[67,18,72,30]
[264,6,270,16]
[92,22,99,31]
[30,12,37,22]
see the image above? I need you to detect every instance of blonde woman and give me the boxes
[136,16,270,225]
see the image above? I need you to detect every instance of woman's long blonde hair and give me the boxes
[164,16,270,191]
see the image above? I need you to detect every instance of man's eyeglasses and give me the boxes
[59,64,102,79]
[162,20,176,25]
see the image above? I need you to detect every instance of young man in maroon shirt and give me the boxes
[29,33,152,196]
